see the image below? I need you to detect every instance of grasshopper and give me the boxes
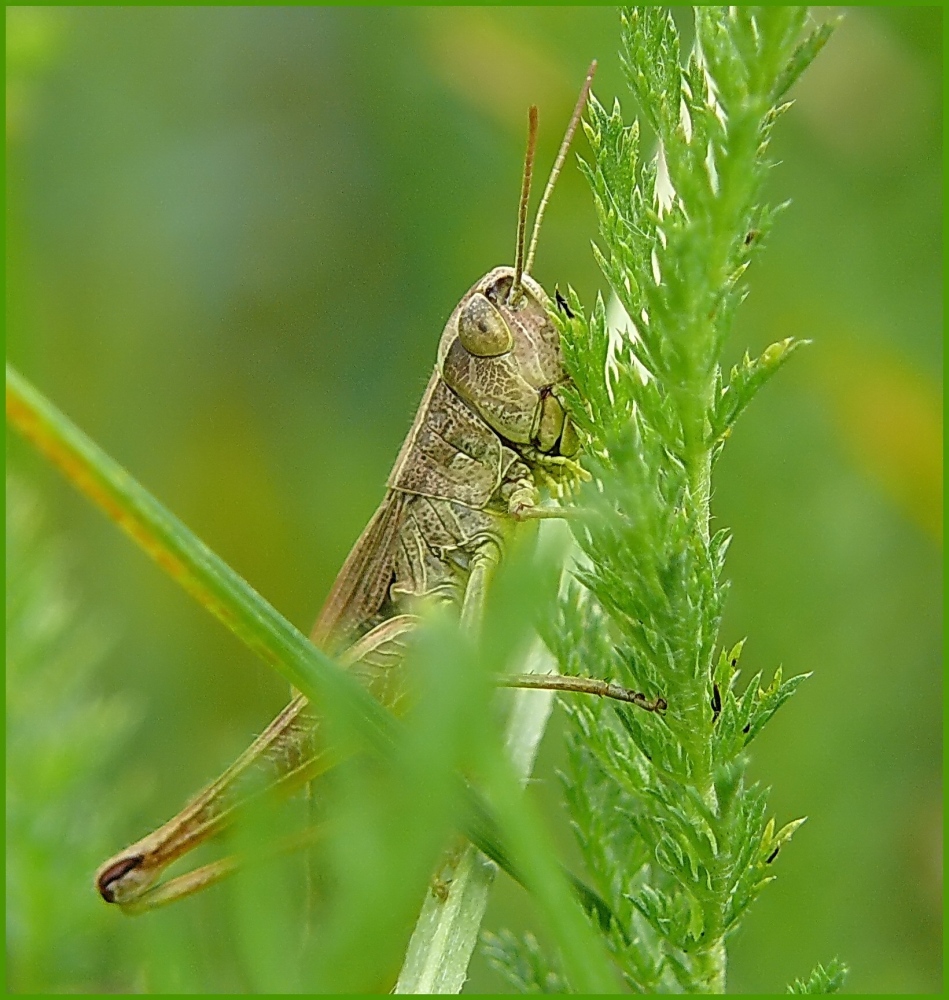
[95,62,662,913]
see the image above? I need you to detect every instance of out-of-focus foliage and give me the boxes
[6,6,941,993]
[787,956,849,995]
[6,473,141,992]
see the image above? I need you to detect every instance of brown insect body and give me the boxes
[95,268,583,910]
[96,66,597,911]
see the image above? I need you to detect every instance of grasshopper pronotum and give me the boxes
[95,61,663,913]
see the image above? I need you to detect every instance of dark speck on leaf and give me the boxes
[555,288,574,318]
[766,846,780,864]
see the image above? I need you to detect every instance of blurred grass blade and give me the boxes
[396,532,620,995]
[5,362,399,752]
[395,642,555,994]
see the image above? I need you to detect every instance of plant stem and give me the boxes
[395,640,555,994]
[694,938,727,994]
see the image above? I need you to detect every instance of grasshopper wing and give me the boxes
[311,488,410,650]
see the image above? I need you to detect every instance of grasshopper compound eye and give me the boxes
[457,293,514,357]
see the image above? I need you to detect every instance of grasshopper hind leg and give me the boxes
[95,615,419,911]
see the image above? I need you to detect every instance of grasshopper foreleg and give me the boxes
[497,673,666,712]
[502,476,579,522]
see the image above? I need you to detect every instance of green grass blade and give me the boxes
[5,362,398,754]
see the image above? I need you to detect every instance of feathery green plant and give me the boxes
[786,957,849,995]
[486,7,845,994]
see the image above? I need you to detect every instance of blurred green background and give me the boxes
[6,6,941,994]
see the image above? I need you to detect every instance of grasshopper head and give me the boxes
[438,66,595,463]
[439,265,579,458]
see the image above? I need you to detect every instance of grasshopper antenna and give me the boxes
[524,60,597,277]
[510,104,539,304]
